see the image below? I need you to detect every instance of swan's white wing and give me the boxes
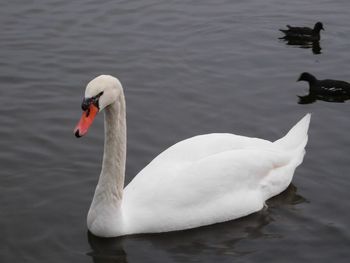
[123,147,292,234]
[147,133,273,164]
[125,133,275,189]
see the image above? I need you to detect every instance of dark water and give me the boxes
[1,0,350,262]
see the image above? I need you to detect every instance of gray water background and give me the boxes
[1,0,350,262]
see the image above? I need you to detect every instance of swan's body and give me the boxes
[74,75,310,237]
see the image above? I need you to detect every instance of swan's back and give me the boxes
[122,114,310,235]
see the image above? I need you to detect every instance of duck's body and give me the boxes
[298,72,350,98]
[75,75,310,237]
[309,79,350,96]
[280,22,324,41]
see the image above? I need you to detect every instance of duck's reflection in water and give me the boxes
[298,92,350,104]
[279,37,322,55]
[87,184,306,263]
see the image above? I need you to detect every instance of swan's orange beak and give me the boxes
[74,104,99,138]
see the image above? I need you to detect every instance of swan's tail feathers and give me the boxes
[274,114,311,151]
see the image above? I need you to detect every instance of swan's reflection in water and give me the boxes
[87,184,306,263]
[279,37,322,55]
[87,233,127,263]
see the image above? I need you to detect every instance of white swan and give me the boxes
[74,75,310,238]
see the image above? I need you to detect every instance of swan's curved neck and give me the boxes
[93,91,126,205]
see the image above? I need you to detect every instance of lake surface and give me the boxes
[1,0,350,262]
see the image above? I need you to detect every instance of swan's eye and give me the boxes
[82,91,104,111]
[93,91,104,103]
[92,91,104,108]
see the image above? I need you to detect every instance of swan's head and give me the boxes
[74,75,122,138]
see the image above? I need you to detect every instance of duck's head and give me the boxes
[297,72,317,83]
[314,22,324,32]
[74,75,122,138]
